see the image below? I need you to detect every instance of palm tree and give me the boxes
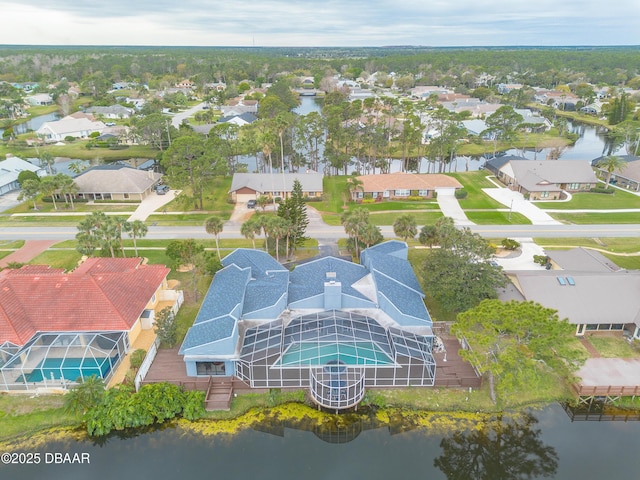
[341,207,370,257]
[360,223,383,248]
[63,375,105,416]
[266,216,288,262]
[40,151,55,175]
[240,218,258,249]
[345,174,364,206]
[111,216,129,257]
[56,174,78,209]
[393,214,417,242]
[418,225,438,251]
[596,155,626,189]
[127,220,148,257]
[39,175,60,210]
[204,216,224,259]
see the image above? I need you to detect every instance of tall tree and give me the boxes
[240,218,259,249]
[39,175,60,210]
[418,225,438,250]
[18,178,40,210]
[422,217,505,313]
[341,207,371,257]
[393,214,417,242]
[204,216,224,259]
[277,178,308,251]
[127,220,148,257]
[596,155,626,188]
[452,300,582,405]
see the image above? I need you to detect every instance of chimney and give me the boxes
[324,280,342,309]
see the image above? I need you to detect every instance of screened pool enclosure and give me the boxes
[0,332,128,391]
[237,310,436,410]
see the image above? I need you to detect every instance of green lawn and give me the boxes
[465,211,531,225]
[549,212,640,224]
[536,189,640,210]
[533,237,640,270]
[369,211,443,226]
[588,336,640,358]
[448,172,505,209]
[317,176,350,214]
[29,250,82,271]
[145,213,218,226]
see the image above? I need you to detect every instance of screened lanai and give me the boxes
[236,310,436,408]
[0,331,128,392]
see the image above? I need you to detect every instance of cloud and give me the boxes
[3,1,638,46]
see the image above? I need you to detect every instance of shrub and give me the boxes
[42,197,88,203]
[590,187,615,194]
[408,195,425,201]
[533,255,550,267]
[129,349,147,370]
[361,198,375,204]
[64,136,76,142]
[501,238,521,250]
[454,188,468,199]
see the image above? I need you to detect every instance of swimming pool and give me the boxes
[24,356,116,383]
[276,342,394,367]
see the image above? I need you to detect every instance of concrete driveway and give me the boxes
[0,191,21,213]
[493,238,547,271]
[483,188,562,225]
[127,190,179,221]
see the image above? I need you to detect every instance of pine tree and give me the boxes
[277,178,308,250]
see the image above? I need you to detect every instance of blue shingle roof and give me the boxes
[222,249,287,281]
[180,315,236,352]
[288,257,369,303]
[374,273,431,322]
[193,264,250,324]
[362,240,407,258]
[366,252,422,294]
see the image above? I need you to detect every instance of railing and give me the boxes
[574,384,640,397]
[309,367,366,411]
[134,337,160,391]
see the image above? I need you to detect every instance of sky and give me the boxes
[3,0,639,47]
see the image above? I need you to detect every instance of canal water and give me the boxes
[2,403,639,479]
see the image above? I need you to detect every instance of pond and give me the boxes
[2,403,640,479]
[0,112,60,136]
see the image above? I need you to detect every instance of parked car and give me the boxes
[247,199,257,209]
[156,185,169,195]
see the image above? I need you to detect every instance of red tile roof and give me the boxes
[0,258,169,346]
[356,173,463,192]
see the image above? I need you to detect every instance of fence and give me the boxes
[134,337,160,391]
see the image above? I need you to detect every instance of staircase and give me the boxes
[204,377,234,411]
[433,335,482,389]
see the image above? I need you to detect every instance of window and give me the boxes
[124,193,130,199]
[540,191,549,198]
[196,361,226,376]
[151,293,156,304]
[357,191,363,199]
[418,189,429,197]
[395,189,410,197]
[383,190,390,198]
[567,183,580,190]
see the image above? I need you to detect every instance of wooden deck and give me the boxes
[433,334,483,388]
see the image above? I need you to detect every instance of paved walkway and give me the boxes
[436,192,474,226]
[493,238,547,271]
[0,239,57,267]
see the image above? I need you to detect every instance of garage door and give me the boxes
[236,193,257,203]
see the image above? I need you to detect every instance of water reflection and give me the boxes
[434,412,558,480]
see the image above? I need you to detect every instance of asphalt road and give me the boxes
[1,224,640,241]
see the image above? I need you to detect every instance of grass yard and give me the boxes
[0,394,76,442]
[587,335,640,358]
[549,212,640,224]
[534,237,640,269]
[465,210,531,225]
[449,171,505,209]
[536,189,640,210]
[368,211,443,226]
[29,250,82,271]
[317,176,350,214]
[146,213,217,226]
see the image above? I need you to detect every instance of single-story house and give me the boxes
[0,155,46,195]
[26,93,53,106]
[85,104,134,119]
[500,248,640,338]
[591,156,640,192]
[74,164,162,201]
[351,173,463,201]
[487,159,598,200]
[36,115,106,143]
[218,112,258,127]
[179,241,438,410]
[0,257,182,391]
[229,172,324,203]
